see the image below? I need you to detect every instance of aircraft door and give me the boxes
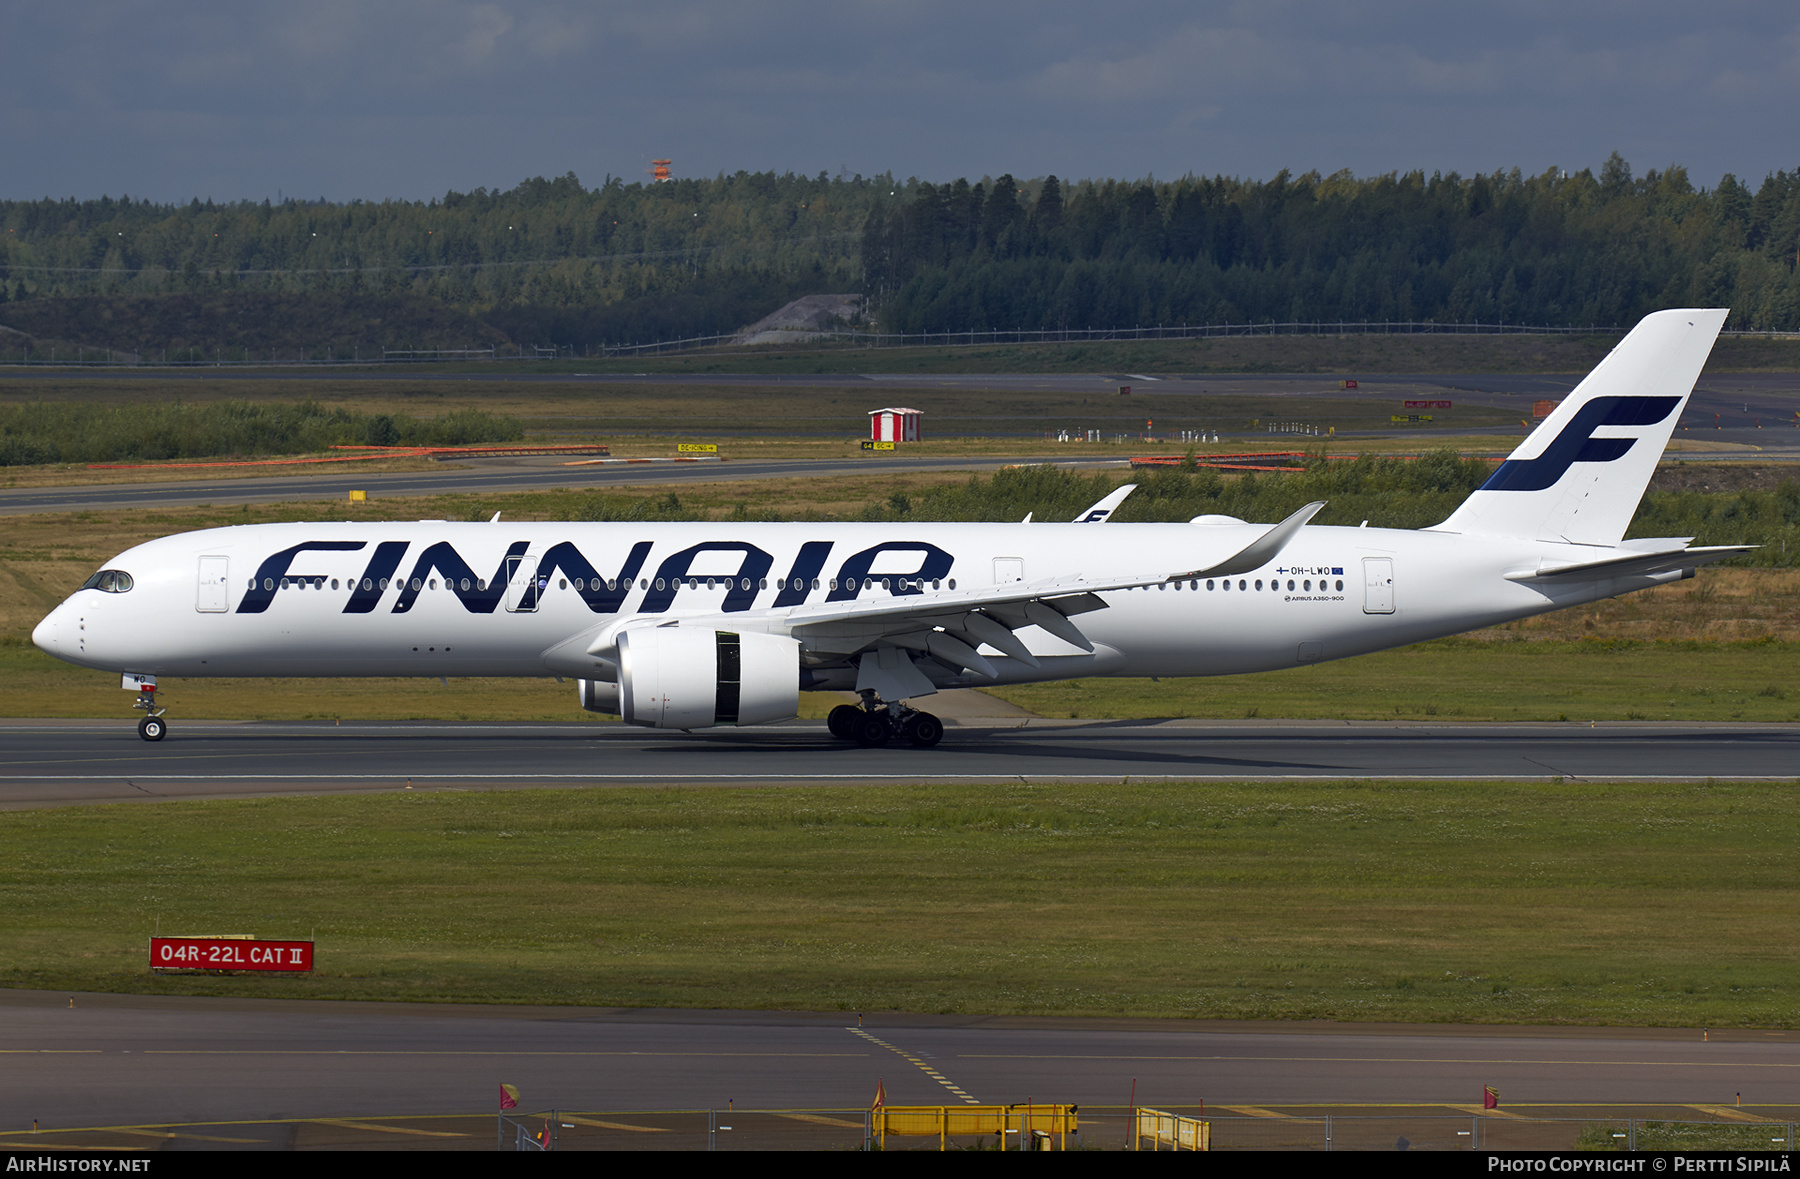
[1362,557,1395,614]
[196,555,230,613]
[993,557,1024,584]
[505,549,546,613]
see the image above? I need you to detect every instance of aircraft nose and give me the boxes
[33,601,74,660]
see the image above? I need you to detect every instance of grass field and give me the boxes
[3,779,1796,1025]
[990,638,1800,724]
[6,332,1788,480]
[0,372,1527,455]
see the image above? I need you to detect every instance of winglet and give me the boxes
[1073,483,1137,523]
[1180,501,1327,579]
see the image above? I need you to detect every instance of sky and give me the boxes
[3,0,1798,203]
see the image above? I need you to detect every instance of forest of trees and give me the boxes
[3,156,1799,350]
[0,171,873,350]
[862,158,1800,334]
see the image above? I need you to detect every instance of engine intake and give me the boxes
[618,627,800,729]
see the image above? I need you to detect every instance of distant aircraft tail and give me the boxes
[1431,308,1728,546]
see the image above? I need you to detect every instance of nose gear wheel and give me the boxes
[131,684,167,742]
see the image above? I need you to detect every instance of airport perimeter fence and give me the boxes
[1203,1116,1796,1153]
[6,319,1800,369]
[11,1108,1797,1152]
[489,1111,1800,1152]
[598,319,1617,358]
[569,318,1796,358]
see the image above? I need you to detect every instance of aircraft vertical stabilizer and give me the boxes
[1430,308,1727,546]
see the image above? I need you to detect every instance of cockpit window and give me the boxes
[79,569,134,593]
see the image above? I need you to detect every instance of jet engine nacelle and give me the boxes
[618,627,800,729]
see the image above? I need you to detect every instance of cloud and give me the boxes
[5,0,1800,200]
[518,9,593,58]
[1036,24,1280,103]
[271,2,591,86]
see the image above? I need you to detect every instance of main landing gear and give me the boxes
[132,682,167,742]
[827,693,944,748]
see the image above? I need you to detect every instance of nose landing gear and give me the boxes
[827,692,943,748]
[131,680,167,741]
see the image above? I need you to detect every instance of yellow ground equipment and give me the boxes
[871,1103,1076,1150]
[1134,1107,1210,1150]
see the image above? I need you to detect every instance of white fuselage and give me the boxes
[32,519,1682,688]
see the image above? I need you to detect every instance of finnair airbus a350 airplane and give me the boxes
[34,308,1745,746]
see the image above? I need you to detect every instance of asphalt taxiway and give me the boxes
[3,990,1796,1145]
[6,718,1795,1146]
[0,452,1101,516]
[0,719,1793,809]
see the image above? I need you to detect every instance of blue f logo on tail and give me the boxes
[1480,396,1681,492]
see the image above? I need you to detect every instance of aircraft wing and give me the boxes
[571,500,1328,690]
[782,572,1145,657]
[563,571,1154,686]
[773,499,1328,669]
[763,571,1151,689]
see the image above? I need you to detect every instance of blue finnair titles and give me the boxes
[231,538,955,617]
[33,309,1750,746]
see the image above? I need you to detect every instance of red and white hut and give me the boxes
[869,407,923,443]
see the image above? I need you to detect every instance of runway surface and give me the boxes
[3,989,1797,1141]
[0,719,1793,809]
[0,453,1092,516]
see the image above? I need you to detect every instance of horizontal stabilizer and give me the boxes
[1505,545,1751,582]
